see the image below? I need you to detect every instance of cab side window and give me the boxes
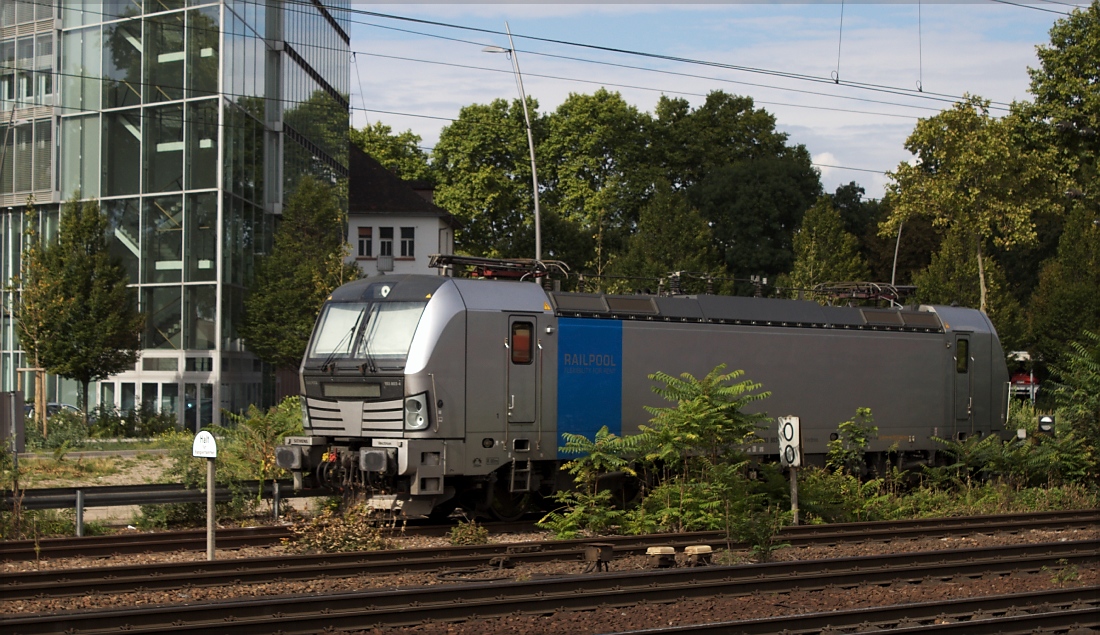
[511,322,533,364]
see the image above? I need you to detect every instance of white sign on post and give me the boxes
[192,430,217,458]
[778,416,801,468]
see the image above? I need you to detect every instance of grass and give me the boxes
[14,452,170,488]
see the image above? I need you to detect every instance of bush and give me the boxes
[24,410,88,451]
[448,519,490,545]
[88,403,177,438]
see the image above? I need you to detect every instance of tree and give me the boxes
[689,155,822,287]
[242,176,359,369]
[432,98,544,258]
[883,96,1059,313]
[781,197,869,294]
[14,196,143,419]
[652,92,795,190]
[1027,1,1100,203]
[607,181,720,292]
[1027,204,1100,366]
[541,89,653,273]
[912,228,1026,351]
[349,122,432,182]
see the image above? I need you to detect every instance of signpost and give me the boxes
[778,416,801,526]
[192,430,217,560]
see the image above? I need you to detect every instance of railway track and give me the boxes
[6,539,1098,634]
[606,586,1100,634]
[3,510,1097,601]
[3,507,1094,561]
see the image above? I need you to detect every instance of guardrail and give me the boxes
[1,481,334,535]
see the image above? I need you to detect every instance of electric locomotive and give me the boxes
[276,273,1009,518]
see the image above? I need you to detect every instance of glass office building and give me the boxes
[1,0,349,428]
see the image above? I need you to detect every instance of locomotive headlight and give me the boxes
[300,400,311,428]
[404,393,429,430]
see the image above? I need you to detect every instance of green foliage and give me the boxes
[733,505,790,563]
[349,121,433,182]
[538,426,637,538]
[781,196,870,295]
[1028,210,1100,367]
[884,96,1059,314]
[606,181,721,292]
[643,364,770,471]
[13,196,143,413]
[433,97,544,259]
[24,409,87,451]
[913,228,1028,349]
[689,155,822,286]
[133,397,303,527]
[826,408,877,476]
[286,505,397,553]
[1049,330,1100,471]
[133,502,206,530]
[87,403,177,439]
[242,176,359,369]
[799,467,892,523]
[448,519,490,546]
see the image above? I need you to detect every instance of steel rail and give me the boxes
[0,526,295,560]
[604,586,1100,634]
[5,540,1098,634]
[1,481,334,512]
[3,511,1098,598]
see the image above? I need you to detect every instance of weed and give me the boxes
[448,518,490,546]
[1042,559,1080,586]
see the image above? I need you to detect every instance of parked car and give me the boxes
[24,403,83,420]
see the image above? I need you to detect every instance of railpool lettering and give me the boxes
[562,352,619,375]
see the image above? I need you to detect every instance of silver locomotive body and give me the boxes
[278,275,1009,517]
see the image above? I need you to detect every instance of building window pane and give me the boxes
[121,382,136,413]
[100,382,115,410]
[186,6,220,97]
[145,13,185,103]
[141,382,158,411]
[161,382,179,416]
[143,286,182,349]
[144,104,184,193]
[379,226,393,257]
[103,18,142,109]
[184,382,197,431]
[32,120,50,191]
[60,115,100,198]
[185,284,216,350]
[186,99,217,189]
[143,195,183,283]
[400,227,414,257]
[103,109,141,196]
[186,192,216,281]
[357,226,372,257]
[104,198,141,284]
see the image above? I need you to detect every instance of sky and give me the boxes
[344,1,1089,199]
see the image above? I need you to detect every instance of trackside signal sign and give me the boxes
[778,416,801,468]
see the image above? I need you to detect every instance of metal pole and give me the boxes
[890,221,904,287]
[790,467,799,526]
[272,480,280,520]
[75,490,84,537]
[206,458,215,560]
[504,22,541,263]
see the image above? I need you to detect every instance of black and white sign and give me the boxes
[778,416,801,468]
[192,430,217,458]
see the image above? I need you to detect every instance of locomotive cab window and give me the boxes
[956,339,969,374]
[511,322,534,364]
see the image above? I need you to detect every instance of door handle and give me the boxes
[508,394,514,410]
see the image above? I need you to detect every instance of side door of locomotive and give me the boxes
[506,315,538,424]
[953,333,973,432]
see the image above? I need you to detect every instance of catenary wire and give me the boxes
[44,1,951,120]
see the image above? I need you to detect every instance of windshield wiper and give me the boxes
[360,306,378,374]
[320,309,365,374]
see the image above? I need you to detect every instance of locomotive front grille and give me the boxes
[304,396,405,436]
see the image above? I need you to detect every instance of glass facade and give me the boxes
[1,0,350,428]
